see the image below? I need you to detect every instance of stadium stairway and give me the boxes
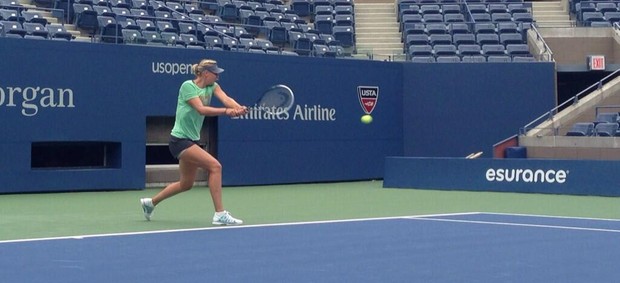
[354,0,406,61]
[531,0,575,28]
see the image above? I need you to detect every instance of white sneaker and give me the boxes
[140,198,155,221]
[212,211,243,225]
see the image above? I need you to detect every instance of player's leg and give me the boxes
[180,145,242,225]
[176,144,224,212]
[150,156,200,206]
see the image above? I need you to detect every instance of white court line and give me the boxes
[409,217,620,233]
[0,212,480,245]
[478,212,620,222]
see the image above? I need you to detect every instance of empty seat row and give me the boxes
[399,4,465,17]
[579,11,620,26]
[402,22,527,39]
[405,32,524,49]
[0,8,50,25]
[411,54,536,63]
[1,19,74,40]
[408,43,530,57]
[400,0,525,4]
[566,122,620,136]
[565,112,620,136]
[467,3,531,14]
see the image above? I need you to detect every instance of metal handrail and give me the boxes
[519,68,620,135]
[529,23,554,62]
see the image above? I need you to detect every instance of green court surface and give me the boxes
[1,181,619,241]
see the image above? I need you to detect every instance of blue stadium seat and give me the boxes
[160,32,186,47]
[292,36,313,55]
[23,22,49,39]
[0,20,26,37]
[596,2,618,13]
[425,23,447,34]
[594,122,619,137]
[406,34,430,47]
[444,13,465,23]
[582,12,606,26]
[461,55,486,63]
[476,33,499,45]
[468,4,487,14]
[21,10,48,26]
[453,33,475,46]
[448,23,470,34]
[136,19,157,31]
[486,55,511,62]
[491,12,513,22]
[512,56,536,62]
[508,4,529,14]
[506,44,529,56]
[441,4,461,14]
[156,21,177,33]
[314,16,334,35]
[429,34,452,45]
[566,122,595,136]
[474,22,496,34]
[269,26,288,46]
[411,56,436,63]
[458,44,482,56]
[0,8,24,23]
[423,13,444,23]
[420,4,441,14]
[471,13,491,22]
[436,55,460,63]
[93,5,116,18]
[118,18,140,31]
[122,29,147,44]
[604,11,620,23]
[408,44,433,56]
[97,16,123,43]
[482,44,506,56]
[433,44,457,56]
[291,0,312,16]
[47,23,73,40]
[335,15,354,27]
[73,4,99,33]
[499,33,524,46]
[332,25,355,47]
[497,22,519,34]
[594,112,619,125]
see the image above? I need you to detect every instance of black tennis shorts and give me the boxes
[169,135,199,159]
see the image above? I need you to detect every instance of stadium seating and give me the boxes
[594,122,619,136]
[566,122,595,136]
[594,112,619,125]
[398,0,535,63]
[0,0,545,62]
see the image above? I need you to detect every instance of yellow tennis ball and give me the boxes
[361,114,373,124]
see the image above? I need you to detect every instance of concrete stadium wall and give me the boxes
[0,38,555,193]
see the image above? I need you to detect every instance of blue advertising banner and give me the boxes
[384,157,620,197]
[0,38,555,193]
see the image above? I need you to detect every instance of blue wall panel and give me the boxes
[402,63,556,158]
[0,38,555,192]
[384,157,620,197]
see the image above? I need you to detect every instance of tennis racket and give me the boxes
[251,84,295,115]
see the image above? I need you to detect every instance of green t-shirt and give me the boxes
[170,80,217,141]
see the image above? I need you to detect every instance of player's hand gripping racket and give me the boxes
[252,85,295,115]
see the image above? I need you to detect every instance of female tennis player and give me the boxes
[140,59,248,225]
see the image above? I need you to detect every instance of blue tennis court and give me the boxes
[1,212,618,283]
